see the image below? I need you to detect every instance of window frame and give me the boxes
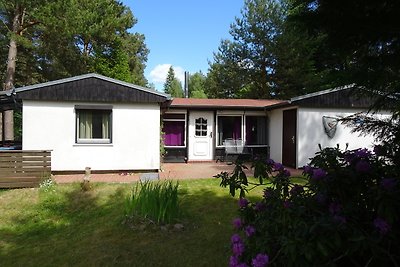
[75,105,113,144]
[162,112,187,148]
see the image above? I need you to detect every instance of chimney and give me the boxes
[184,71,189,98]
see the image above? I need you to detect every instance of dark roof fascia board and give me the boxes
[290,84,356,103]
[169,104,270,110]
[14,73,171,100]
[263,101,291,110]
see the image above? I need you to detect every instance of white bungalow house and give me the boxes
[163,86,382,168]
[8,73,170,172]
[0,74,383,172]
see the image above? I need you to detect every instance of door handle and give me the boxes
[210,131,213,138]
[292,136,295,144]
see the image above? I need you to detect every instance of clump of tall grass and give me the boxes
[125,180,180,224]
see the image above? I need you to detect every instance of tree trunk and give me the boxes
[2,6,24,142]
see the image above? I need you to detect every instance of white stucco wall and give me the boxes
[22,101,161,171]
[268,107,387,168]
[297,107,386,168]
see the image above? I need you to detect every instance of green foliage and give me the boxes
[206,0,323,99]
[163,66,183,97]
[13,110,22,141]
[125,180,181,224]
[217,148,400,266]
[289,0,400,112]
[39,176,56,193]
[188,72,207,98]
[0,180,252,266]
[0,0,148,86]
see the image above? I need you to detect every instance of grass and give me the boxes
[0,179,263,267]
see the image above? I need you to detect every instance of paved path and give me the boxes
[54,162,302,184]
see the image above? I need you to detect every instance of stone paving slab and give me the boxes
[53,162,302,184]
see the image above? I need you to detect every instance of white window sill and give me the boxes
[74,140,113,146]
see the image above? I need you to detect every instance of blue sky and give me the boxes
[123,0,244,90]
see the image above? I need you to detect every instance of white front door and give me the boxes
[188,111,214,161]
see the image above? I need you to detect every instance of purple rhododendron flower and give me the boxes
[312,168,327,180]
[230,256,240,267]
[381,178,397,191]
[266,159,275,165]
[232,241,245,256]
[233,218,242,229]
[374,217,390,235]
[238,198,249,208]
[303,165,313,175]
[273,162,284,171]
[231,234,242,244]
[329,202,342,215]
[245,225,256,237]
[282,169,291,177]
[344,152,356,163]
[290,185,304,196]
[355,160,371,173]
[251,253,269,267]
[255,202,266,212]
[354,148,372,158]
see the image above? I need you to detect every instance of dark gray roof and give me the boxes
[12,73,170,103]
[289,84,376,109]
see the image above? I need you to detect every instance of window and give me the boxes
[162,113,186,147]
[195,117,207,137]
[245,116,267,145]
[217,116,242,146]
[76,108,112,144]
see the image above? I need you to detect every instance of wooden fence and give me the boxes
[0,150,51,188]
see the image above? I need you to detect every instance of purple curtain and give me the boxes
[163,121,185,146]
[233,117,242,140]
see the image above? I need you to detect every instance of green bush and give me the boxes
[125,180,180,224]
[216,147,399,266]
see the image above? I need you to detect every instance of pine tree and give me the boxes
[163,66,183,97]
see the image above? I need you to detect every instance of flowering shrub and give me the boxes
[215,146,400,266]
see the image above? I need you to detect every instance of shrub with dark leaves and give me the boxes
[216,147,399,266]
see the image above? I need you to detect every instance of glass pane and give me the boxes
[163,121,185,146]
[195,117,207,137]
[217,116,242,145]
[77,110,111,140]
[246,116,267,145]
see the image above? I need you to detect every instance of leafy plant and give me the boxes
[125,180,180,224]
[216,147,400,266]
[39,175,56,193]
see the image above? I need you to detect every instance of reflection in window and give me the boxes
[245,116,267,145]
[76,109,112,143]
[217,116,242,146]
[195,117,207,136]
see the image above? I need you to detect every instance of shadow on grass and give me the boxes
[0,181,243,267]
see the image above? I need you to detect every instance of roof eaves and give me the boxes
[290,84,356,103]
[14,73,171,100]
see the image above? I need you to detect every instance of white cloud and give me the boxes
[149,64,185,84]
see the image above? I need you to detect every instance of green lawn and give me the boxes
[0,179,264,266]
